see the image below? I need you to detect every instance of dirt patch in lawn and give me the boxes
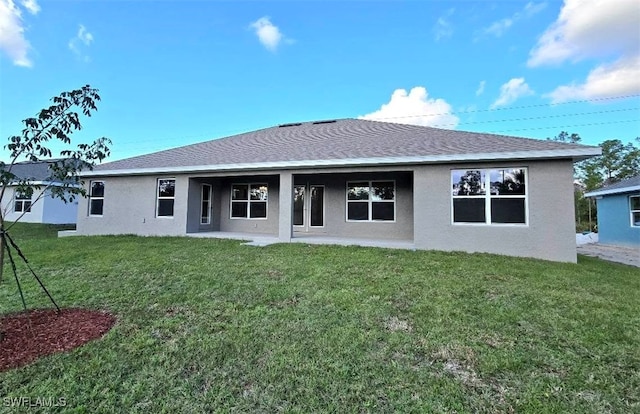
[0,308,115,372]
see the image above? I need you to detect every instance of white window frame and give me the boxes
[230,183,268,220]
[88,180,105,217]
[201,184,212,225]
[345,180,396,223]
[630,195,640,227]
[451,168,528,226]
[156,178,176,218]
[14,189,32,214]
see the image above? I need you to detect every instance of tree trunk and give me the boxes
[0,236,4,283]
[0,222,4,284]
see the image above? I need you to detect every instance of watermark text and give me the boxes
[3,397,67,408]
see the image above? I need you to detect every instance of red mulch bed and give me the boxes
[0,308,115,372]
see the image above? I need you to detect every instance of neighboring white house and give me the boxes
[1,160,78,224]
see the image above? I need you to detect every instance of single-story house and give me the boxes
[585,175,640,247]
[1,159,79,224]
[74,119,601,262]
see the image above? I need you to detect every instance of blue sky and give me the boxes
[1,0,639,162]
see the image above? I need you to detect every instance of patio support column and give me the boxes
[278,171,293,242]
[413,166,430,250]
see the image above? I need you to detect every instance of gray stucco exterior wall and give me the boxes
[413,159,576,262]
[292,171,413,240]
[75,159,577,262]
[216,175,280,235]
[279,172,293,241]
[76,175,189,236]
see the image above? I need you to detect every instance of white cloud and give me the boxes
[20,0,38,14]
[359,86,459,128]
[490,78,535,108]
[475,80,486,96]
[68,24,93,62]
[77,24,93,45]
[546,55,640,103]
[250,16,284,52]
[433,8,454,41]
[483,18,513,38]
[529,0,640,101]
[528,0,638,66]
[482,1,546,37]
[0,0,39,67]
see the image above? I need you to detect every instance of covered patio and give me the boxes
[186,169,415,245]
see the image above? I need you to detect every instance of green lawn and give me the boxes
[1,224,639,413]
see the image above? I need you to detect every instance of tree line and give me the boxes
[549,131,640,231]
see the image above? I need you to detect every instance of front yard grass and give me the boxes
[1,224,638,413]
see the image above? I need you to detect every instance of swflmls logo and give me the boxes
[3,397,67,407]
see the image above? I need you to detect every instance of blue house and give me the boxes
[585,175,640,247]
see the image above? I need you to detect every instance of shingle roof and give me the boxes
[7,160,56,181]
[585,175,640,197]
[89,118,601,176]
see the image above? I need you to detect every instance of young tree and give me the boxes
[0,85,111,282]
[549,132,639,231]
[548,131,640,189]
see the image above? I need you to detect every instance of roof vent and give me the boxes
[278,122,303,128]
[312,120,337,125]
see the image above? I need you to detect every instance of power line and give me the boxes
[427,108,639,128]
[491,119,639,133]
[364,94,640,121]
[90,97,640,153]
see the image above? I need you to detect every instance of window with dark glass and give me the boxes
[201,184,212,225]
[89,181,104,216]
[346,181,395,221]
[231,183,268,219]
[630,196,640,227]
[451,170,486,223]
[157,179,175,217]
[14,189,32,213]
[293,186,305,226]
[310,186,324,226]
[452,168,527,225]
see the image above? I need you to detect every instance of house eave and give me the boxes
[0,180,74,187]
[80,148,602,177]
[585,185,640,198]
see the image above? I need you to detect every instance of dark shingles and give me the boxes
[95,118,598,172]
[591,175,640,193]
[7,160,54,181]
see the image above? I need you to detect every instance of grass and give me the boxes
[1,224,639,413]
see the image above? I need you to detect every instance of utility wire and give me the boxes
[365,94,640,121]
[426,108,639,128]
[111,110,640,150]
[82,94,640,154]
[491,119,639,133]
